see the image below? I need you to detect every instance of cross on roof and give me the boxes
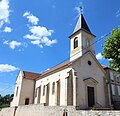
[80,5,83,14]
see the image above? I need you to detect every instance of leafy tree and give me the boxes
[102,27,120,72]
[0,94,3,105]
[0,94,14,108]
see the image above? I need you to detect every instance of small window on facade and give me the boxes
[74,37,78,49]
[25,98,29,105]
[16,86,19,96]
[52,82,55,94]
[110,71,114,81]
[43,85,45,96]
[116,75,120,83]
[118,86,120,96]
[86,38,90,47]
[35,88,38,97]
[111,84,115,95]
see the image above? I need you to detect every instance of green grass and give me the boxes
[0,104,10,109]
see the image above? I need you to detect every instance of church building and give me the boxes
[11,10,111,109]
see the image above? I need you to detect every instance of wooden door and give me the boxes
[25,98,29,105]
[87,86,95,107]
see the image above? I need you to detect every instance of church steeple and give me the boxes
[73,14,91,34]
[69,7,96,62]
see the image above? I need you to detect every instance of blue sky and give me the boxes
[0,0,120,95]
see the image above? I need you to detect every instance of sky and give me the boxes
[0,0,120,96]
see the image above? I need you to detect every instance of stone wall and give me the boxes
[0,107,15,116]
[0,105,120,116]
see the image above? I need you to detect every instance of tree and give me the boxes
[0,94,14,108]
[0,94,3,105]
[102,27,120,72]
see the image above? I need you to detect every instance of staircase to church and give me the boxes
[113,101,120,110]
[92,102,114,110]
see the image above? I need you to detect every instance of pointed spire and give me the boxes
[69,5,96,38]
[72,5,91,35]
[73,14,91,33]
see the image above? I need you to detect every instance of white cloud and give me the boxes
[3,40,22,49]
[24,34,40,40]
[3,26,12,32]
[108,58,113,61]
[0,0,10,28]
[116,8,120,18]
[75,6,80,18]
[0,64,18,72]
[23,12,39,25]
[3,40,8,44]
[24,25,57,47]
[29,26,54,38]
[31,40,43,48]
[42,37,57,46]
[23,11,57,48]
[74,2,83,18]
[96,53,103,60]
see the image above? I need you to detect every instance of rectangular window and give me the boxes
[35,88,38,97]
[110,71,114,81]
[52,82,55,94]
[111,84,115,95]
[118,86,120,96]
[16,86,19,96]
[43,85,45,96]
[116,75,120,83]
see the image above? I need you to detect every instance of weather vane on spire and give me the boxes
[79,3,83,14]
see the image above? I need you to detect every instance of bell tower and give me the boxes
[69,7,96,61]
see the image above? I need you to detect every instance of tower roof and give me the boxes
[73,14,91,33]
[69,14,96,38]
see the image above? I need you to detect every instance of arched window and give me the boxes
[86,38,90,47]
[52,82,55,94]
[74,37,78,49]
[43,85,45,96]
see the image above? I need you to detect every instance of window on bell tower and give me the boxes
[74,37,78,49]
[86,38,90,47]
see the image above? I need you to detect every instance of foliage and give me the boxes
[102,27,120,72]
[0,94,14,108]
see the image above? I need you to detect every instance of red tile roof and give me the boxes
[40,60,70,77]
[101,65,109,69]
[22,60,70,80]
[23,71,41,80]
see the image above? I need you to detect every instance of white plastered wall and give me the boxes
[19,78,35,105]
[70,30,95,62]
[11,71,35,107]
[34,67,72,106]
[72,52,106,109]
[11,71,23,107]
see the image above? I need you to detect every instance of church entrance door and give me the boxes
[87,86,95,107]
